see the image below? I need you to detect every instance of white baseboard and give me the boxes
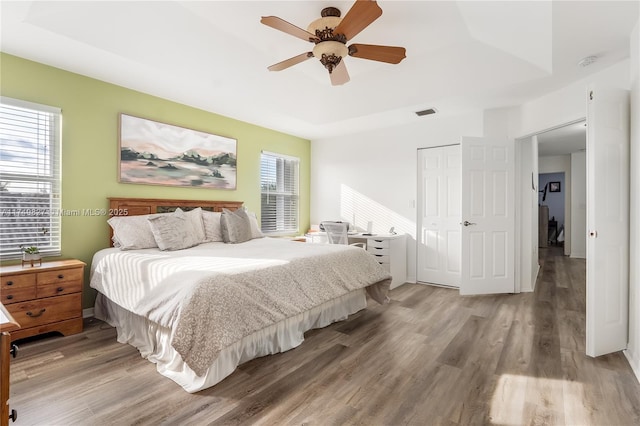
[82,307,94,318]
[624,349,640,384]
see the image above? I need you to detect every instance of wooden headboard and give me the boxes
[108,197,243,246]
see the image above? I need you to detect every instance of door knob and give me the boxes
[462,221,476,226]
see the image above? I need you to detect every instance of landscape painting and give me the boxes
[119,114,237,189]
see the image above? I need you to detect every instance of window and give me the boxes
[260,151,299,234]
[0,97,62,258]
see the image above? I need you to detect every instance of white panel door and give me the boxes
[586,86,629,357]
[417,145,461,287]
[460,137,515,295]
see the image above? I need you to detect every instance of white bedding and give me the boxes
[90,237,391,391]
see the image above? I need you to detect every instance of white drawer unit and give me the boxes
[363,234,407,289]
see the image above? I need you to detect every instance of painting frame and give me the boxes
[549,181,561,192]
[118,113,237,190]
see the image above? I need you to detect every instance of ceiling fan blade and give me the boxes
[268,52,314,71]
[330,60,350,86]
[333,0,383,41]
[261,16,319,43]
[348,44,406,64]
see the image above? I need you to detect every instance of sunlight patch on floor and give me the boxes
[490,374,587,425]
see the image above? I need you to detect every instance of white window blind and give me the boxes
[0,97,62,258]
[260,151,299,234]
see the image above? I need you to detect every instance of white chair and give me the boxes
[321,222,366,249]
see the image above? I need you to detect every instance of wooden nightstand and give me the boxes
[0,259,85,341]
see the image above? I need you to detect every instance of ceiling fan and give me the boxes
[260,0,406,86]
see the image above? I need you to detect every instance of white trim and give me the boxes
[83,307,94,318]
[515,117,586,141]
[0,96,61,114]
[261,150,300,162]
[623,349,640,384]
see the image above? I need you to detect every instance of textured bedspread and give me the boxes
[90,238,391,376]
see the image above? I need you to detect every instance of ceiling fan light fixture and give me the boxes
[313,40,348,73]
[307,16,343,38]
[261,1,405,84]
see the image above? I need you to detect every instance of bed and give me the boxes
[90,197,391,392]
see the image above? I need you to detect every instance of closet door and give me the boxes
[417,145,461,287]
[460,136,515,295]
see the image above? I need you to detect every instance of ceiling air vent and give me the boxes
[415,108,437,117]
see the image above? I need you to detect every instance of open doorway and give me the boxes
[539,172,566,248]
[515,119,586,293]
[537,120,587,259]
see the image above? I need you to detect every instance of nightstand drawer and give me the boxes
[1,274,36,289]
[6,293,81,329]
[367,246,390,256]
[2,286,36,305]
[368,239,390,249]
[37,280,82,298]
[37,268,83,285]
[378,262,391,272]
[369,254,390,264]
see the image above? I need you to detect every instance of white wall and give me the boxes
[511,61,629,138]
[625,19,640,383]
[310,111,483,283]
[311,61,630,286]
[516,136,539,292]
[570,151,587,258]
[539,155,572,256]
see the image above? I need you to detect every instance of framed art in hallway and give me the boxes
[549,181,561,192]
[118,114,237,189]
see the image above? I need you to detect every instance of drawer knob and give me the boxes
[57,274,65,279]
[10,343,18,358]
[9,409,17,423]
[6,295,13,300]
[26,308,46,318]
[57,287,64,292]
[6,280,13,286]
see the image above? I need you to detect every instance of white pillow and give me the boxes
[176,207,206,244]
[247,211,264,239]
[220,208,253,244]
[147,210,198,251]
[107,214,161,250]
[201,210,223,242]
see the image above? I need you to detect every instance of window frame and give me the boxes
[0,96,62,259]
[260,150,299,236]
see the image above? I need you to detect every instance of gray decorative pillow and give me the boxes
[220,208,253,244]
[247,211,264,239]
[147,210,199,251]
[108,214,161,250]
[176,207,206,244]
[201,210,224,242]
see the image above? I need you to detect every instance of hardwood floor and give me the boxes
[9,247,640,425]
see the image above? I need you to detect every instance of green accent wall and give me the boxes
[0,53,310,309]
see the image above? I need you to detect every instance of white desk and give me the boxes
[305,232,407,289]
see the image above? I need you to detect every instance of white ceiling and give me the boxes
[1,1,638,140]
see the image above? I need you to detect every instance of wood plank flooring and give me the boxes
[8,247,640,425]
